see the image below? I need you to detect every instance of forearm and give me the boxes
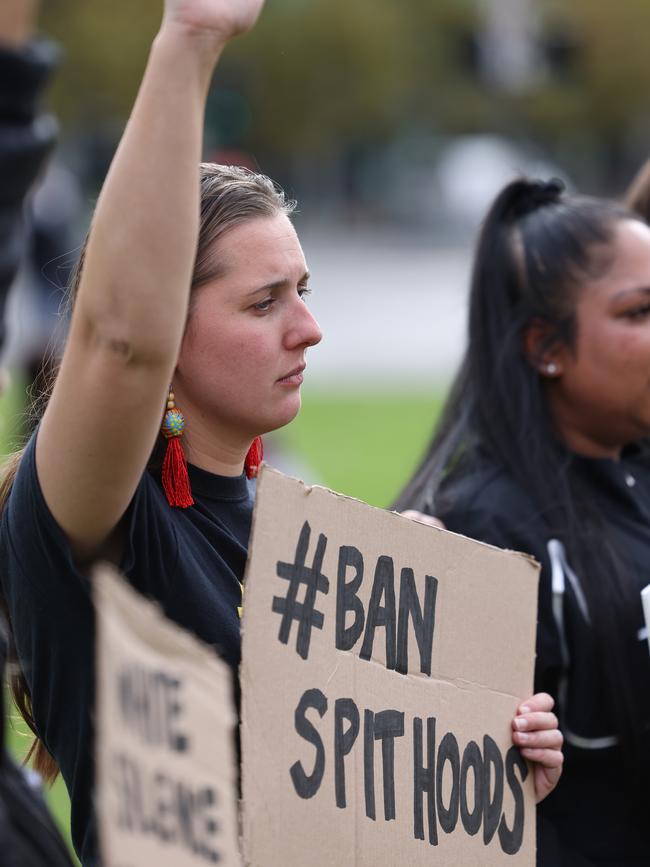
[76,24,225,367]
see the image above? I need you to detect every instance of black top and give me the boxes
[0,431,255,866]
[437,450,650,866]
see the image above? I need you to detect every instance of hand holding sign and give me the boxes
[512,693,563,803]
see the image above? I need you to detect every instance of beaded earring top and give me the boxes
[160,390,194,508]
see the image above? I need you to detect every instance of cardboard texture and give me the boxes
[95,563,241,867]
[241,467,540,866]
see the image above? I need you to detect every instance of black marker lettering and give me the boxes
[273,522,330,660]
[482,734,504,845]
[336,546,365,652]
[396,571,438,676]
[412,716,438,845]
[109,752,220,862]
[290,688,328,799]
[364,709,376,821]
[360,556,396,670]
[334,698,360,808]
[460,740,483,836]
[374,709,404,821]
[436,732,460,834]
[117,668,189,752]
[498,746,528,855]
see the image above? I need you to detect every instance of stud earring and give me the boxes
[544,363,558,375]
[160,387,194,508]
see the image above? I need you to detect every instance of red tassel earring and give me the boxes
[244,436,263,479]
[160,388,194,508]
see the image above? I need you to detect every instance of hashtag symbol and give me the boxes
[272,521,330,660]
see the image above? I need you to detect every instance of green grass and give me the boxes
[277,387,445,508]
[3,381,445,864]
[0,371,29,455]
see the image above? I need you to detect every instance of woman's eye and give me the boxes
[625,304,650,321]
[253,297,275,312]
[298,286,312,301]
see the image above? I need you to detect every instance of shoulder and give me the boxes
[436,459,549,560]
[2,431,169,576]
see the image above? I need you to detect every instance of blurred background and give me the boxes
[5,0,650,856]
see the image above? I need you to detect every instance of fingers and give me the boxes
[520,746,564,767]
[511,693,563,803]
[400,509,446,530]
[517,692,554,714]
[513,725,562,747]
[513,710,559,734]
[512,692,563,763]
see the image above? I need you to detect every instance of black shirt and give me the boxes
[0,431,254,866]
[437,450,650,866]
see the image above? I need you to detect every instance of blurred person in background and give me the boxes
[0,0,56,346]
[396,177,650,866]
[24,159,81,397]
[0,0,75,863]
[2,158,82,433]
[624,157,650,221]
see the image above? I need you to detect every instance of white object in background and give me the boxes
[641,584,650,653]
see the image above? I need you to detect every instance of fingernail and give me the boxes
[517,732,529,743]
[514,717,527,730]
[519,705,531,714]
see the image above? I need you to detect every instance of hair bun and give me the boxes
[499,177,565,223]
[533,177,565,203]
[544,177,565,195]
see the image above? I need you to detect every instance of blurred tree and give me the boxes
[41,0,159,124]
[230,0,414,154]
[36,0,650,194]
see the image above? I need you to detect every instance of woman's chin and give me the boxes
[257,397,302,435]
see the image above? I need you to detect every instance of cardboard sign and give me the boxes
[94,563,241,867]
[241,468,540,866]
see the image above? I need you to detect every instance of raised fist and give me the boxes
[162,0,266,44]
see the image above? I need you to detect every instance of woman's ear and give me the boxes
[523,320,564,378]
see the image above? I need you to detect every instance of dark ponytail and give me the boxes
[396,177,647,776]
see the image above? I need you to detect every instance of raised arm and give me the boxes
[36,0,264,560]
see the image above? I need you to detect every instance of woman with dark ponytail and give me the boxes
[396,178,650,865]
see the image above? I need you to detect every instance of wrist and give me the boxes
[0,0,38,48]
[155,19,229,68]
